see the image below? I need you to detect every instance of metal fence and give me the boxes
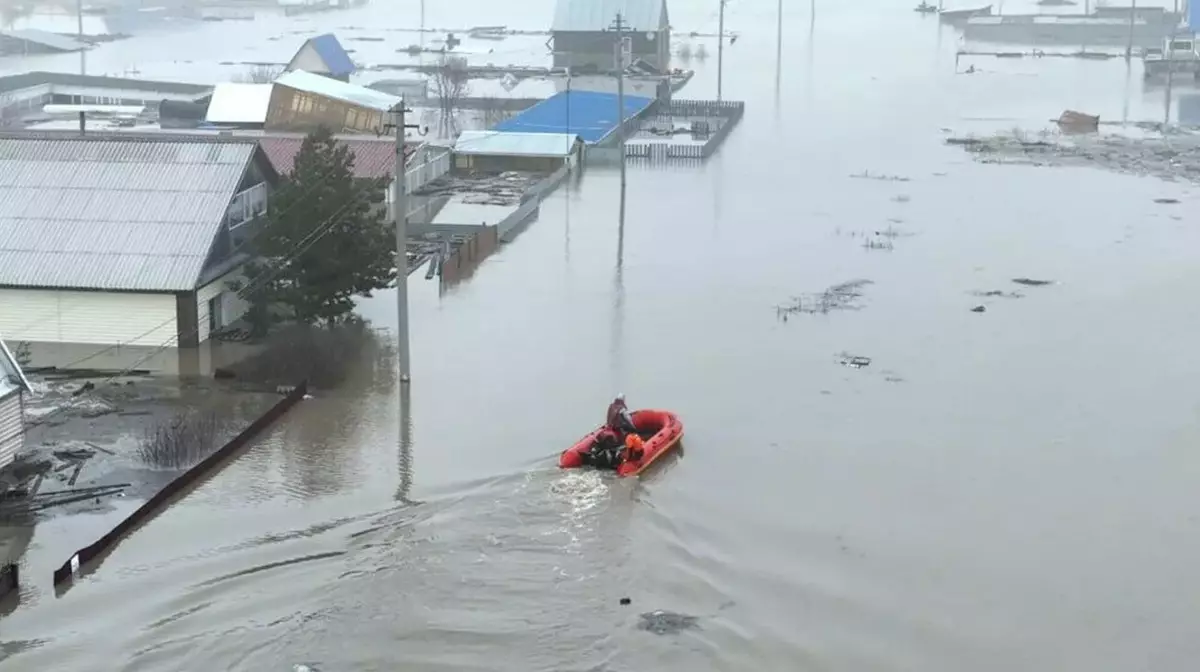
[624,99,746,162]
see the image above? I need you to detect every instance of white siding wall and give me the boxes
[0,393,22,470]
[0,289,176,346]
[196,269,250,343]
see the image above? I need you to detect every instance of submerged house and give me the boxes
[284,33,356,82]
[0,336,30,471]
[267,70,400,133]
[453,131,583,172]
[0,134,277,350]
[552,0,670,71]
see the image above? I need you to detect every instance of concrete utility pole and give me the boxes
[77,0,85,133]
[1125,0,1137,62]
[718,0,727,101]
[390,102,417,384]
[610,13,629,203]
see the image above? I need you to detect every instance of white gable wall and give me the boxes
[287,44,331,75]
[0,289,176,346]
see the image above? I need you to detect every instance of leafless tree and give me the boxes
[478,97,516,128]
[429,54,470,137]
[234,64,283,84]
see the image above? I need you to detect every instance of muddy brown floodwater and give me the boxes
[6,0,1200,670]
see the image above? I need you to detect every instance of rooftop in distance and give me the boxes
[493,90,654,144]
[454,130,580,158]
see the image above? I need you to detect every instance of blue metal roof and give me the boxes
[493,90,654,144]
[308,33,355,76]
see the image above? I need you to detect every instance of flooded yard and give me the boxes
[4,0,1200,670]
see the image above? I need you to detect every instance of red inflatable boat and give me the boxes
[559,409,684,477]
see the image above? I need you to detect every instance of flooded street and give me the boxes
[7,0,1200,669]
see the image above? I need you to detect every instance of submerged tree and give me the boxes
[429,54,470,136]
[242,126,395,326]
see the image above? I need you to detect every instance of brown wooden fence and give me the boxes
[51,381,309,587]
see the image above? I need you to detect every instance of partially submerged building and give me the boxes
[0,133,277,349]
[552,0,671,71]
[492,89,654,145]
[204,82,274,129]
[267,70,400,133]
[284,33,356,82]
[0,71,212,128]
[0,29,89,56]
[453,130,582,172]
[0,336,30,472]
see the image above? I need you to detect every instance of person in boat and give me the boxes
[606,393,636,436]
[623,433,645,463]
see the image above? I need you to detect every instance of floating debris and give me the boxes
[862,238,894,251]
[776,279,873,319]
[1154,198,1180,204]
[1012,278,1054,287]
[638,610,700,635]
[971,305,986,313]
[850,170,911,182]
[891,194,911,203]
[838,354,872,369]
[971,289,1024,299]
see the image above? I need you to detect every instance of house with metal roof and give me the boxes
[267,70,400,134]
[552,0,670,71]
[453,130,583,172]
[493,90,654,145]
[284,33,356,82]
[0,133,277,351]
[205,82,274,128]
[0,335,30,471]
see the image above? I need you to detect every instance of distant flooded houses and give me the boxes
[283,32,356,82]
[0,337,30,472]
[552,0,671,72]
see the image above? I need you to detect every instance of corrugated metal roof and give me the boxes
[552,0,666,32]
[0,335,30,399]
[0,29,89,52]
[275,70,400,113]
[493,90,654,144]
[0,138,256,292]
[206,82,274,124]
[308,33,356,76]
[258,135,409,178]
[454,130,579,157]
[0,71,212,96]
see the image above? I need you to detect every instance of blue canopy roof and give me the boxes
[493,90,654,144]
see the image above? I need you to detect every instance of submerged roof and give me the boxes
[275,70,400,113]
[552,0,666,32]
[0,29,89,52]
[0,135,258,292]
[205,82,273,124]
[0,335,30,400]
[454,130,580,157]
[493,90,654,144]
[304,33,356,76]
[0,71,212,96]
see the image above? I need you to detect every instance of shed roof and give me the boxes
[205,82,273,124]
[0,135,259,293]
[259,135,414,179]
[493,90,654,144]
[552,0,666,32]
[305,33,356,76]
[0,29,89,52]
[454,130,579,157]
[0,335,30,400]
[275,70,400,113]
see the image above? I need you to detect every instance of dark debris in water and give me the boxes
[850,170,911,182]
[971,289,1025,299]
[638,610,701,635]
[838,353,872,369]
[1012,278,1054,287]
[1154,198,1180,204]
[777,279,873,320]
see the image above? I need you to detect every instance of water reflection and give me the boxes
[396,383,415,505]
[610,193,627,385]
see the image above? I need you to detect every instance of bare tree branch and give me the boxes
[233,64,284,84]
[429,54,470,137]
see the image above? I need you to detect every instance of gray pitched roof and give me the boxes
[0,134,258,292]
[552,0,666,32]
